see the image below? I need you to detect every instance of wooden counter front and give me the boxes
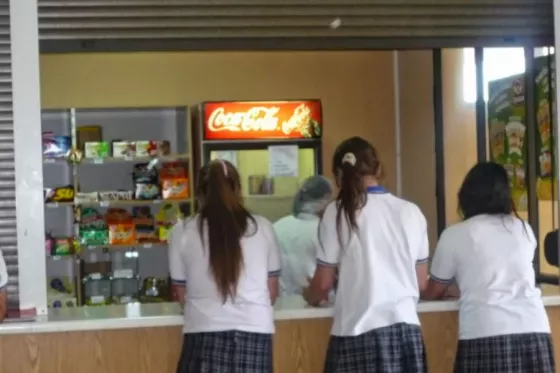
[1,308,559,373]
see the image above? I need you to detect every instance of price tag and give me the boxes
[100,201,110,207]
[113,269,134,279]
[90,295,105,304]
[44,158,55,164]
[47,202,59,208]
[93,158,104,165]
[142,243,153,249]
[120,296,132,303]
[90,273,102,280]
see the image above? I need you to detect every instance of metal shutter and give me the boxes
[38,0,553,51]
[0,0,18,314]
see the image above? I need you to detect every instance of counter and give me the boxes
[1,295,560,373]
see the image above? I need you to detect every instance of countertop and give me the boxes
[1,295,560,335]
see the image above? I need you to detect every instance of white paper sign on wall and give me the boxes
[268,145,298,177]
[214,150,238,168]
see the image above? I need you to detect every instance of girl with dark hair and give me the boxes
[303,136,430,373]
[423,162,555,373]
[169,159,281,373]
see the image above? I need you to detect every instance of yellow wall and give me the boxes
[40,51,397,190]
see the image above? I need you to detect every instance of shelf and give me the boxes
[46,243,168,259]
[43,154,189,165]
[84,243,168,250]
[42,158,67,164]
[45,199,191,208]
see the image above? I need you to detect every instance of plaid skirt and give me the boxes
[176,331,273,373]
[324,323,428,373]
[455,333,555,373]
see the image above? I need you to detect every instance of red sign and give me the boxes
[202,100,322,140]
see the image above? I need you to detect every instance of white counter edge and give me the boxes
[0,295,559,335]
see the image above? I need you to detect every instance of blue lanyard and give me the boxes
[366,186,387,194]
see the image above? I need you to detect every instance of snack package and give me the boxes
[42,132,71,158]
[46,235,80,256]
[135,141,158,157]
[158,141,171,156]
[78,208,108,245]
[44,185,75,203]
[133,163,158,183]
[159,162,189,200]
[106,208,136,245]
[112,141,136,158]
[155,204,183,243]
[133,163,160,200]
[135,183,160,200]
[84,141,110,158]
[74,192,99,204]
[98,190,134,201]
[132,207,158,242]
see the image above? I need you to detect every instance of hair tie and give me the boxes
[342,152,357,166]
[217,159,228,176]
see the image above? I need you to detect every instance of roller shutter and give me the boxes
[0,0,19,314]
[38,0,553,51]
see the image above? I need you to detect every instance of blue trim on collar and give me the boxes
[366,186,387,194]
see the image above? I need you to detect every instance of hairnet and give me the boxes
[292,175,334,216]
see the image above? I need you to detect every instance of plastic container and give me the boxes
[111,250,138,279]
[83,276,111,306]
[111,277,140,305]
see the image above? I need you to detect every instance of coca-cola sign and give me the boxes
[203,100,322,140]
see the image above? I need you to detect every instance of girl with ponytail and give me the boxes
[169,159,281,373]
[303,137,430,373]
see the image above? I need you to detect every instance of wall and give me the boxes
[40,51,397,191]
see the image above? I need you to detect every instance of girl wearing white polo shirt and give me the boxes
[303,136,430,373]
[169,159,281,373]
[423,162,555,373]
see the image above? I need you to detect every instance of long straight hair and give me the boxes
[331,137,382,246]
[196,160,256,302]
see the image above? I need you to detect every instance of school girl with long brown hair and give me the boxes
[303,136,430,373]
[423,162,555,373]
[169,159,281,373]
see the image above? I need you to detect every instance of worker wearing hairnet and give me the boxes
[273,175,335,296]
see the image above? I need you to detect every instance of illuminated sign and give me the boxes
[203,100,322,140]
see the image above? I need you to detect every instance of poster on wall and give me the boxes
[534,55,557,201]
[487,74,528,211]
[268,145,299,177]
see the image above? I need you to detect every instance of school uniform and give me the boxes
[430,214,555,373]
[317,186,429,373]
[169,214,281,373]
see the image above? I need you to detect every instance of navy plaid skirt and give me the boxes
[324,323,428,373]
[176,331,273,373]
[455,333,555,373]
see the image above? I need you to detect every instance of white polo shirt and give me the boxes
[169,214,281,334]
[430,214,550,340]
[317,191,429,336]
[274,213,320,296]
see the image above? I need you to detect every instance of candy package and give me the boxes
[78,208,108,245]
[155,204,183,243]
[84,141,110,159]
[44,185,75,203]
[132,207,157,242]
[106,208,135,245]
[159,162,189,200]
[42,132,71,158]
